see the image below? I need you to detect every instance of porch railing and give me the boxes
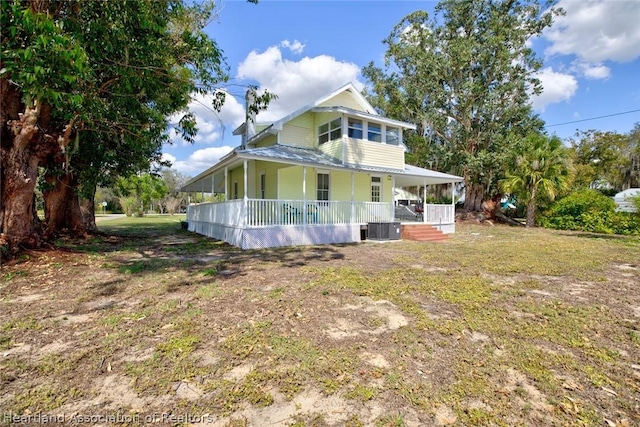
[423,204,454,225]
[188,199,393,227]
[187,199,454,228]
[188,199,244,227]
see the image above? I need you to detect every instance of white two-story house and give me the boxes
[181,83,462,249]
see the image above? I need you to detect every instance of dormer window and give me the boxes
[347,118,363,139]
[367,123,382,142]
[386,127,399,145]
[318,118,341,144]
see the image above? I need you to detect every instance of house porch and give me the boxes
[186,198,455,249]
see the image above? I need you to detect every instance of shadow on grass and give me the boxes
[57,216,351,286]
[569,231,640,242]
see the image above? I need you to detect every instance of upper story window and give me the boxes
[386,127,399,145]
[318,118,341,144]
[347,118,363,139]
[367,123,382,143]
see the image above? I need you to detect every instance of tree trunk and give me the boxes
[0,103,43,251]
[42,172,88,239]
[463,181,485,211]
[81,195,98,233]
[524,187,537,228]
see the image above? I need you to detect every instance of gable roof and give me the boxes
[233,82,416,143]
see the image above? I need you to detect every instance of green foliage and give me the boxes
[500,133,573,227]
[568,129,637,191]
[540,189,640,235]
[116,173,168,215]
[543,189,615,218]
[1,1,88,110]
[2,1,273,246]
[363,0,559,209]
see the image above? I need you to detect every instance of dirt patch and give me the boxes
[1,222,639,426]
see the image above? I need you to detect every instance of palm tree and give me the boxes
[501,133,574,227]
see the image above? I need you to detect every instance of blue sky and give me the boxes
[162,0,640,176]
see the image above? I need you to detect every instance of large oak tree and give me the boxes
[1,0,271,253]
[363,0,559,212]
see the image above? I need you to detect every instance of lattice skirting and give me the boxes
[188,221,361,250]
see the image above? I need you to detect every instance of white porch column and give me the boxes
[423,178,427,223]
[391,175,396,221]
[211,174,215,202]
[350,172,355,223]
[243,160,248,227]
[302,166,307,225]
[224,167,228,201]
[451,182,456,223]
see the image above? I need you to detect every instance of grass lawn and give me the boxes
[0,218,638,426]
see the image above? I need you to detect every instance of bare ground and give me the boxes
[0,219,639,426]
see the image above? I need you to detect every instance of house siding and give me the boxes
[344,138,404,170]
[227,166,245,199]
[255,134,277,148]
[319,91,367,111]
[280,113,315,148]
[255,161,281,199]
[318,139,343,162]
[277,166,300,199]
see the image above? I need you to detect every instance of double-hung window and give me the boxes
[318,118,341,144]
[259,171,266,199]
[317,172,330,201]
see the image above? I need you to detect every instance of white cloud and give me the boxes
[531,67,578,111]
[237,43,363,121]
[280,39,305,54]
[576,62,611,80]
[167,90,246,147]
[161,153,176,165]
[545,0,640,63]
[171,146,234,176]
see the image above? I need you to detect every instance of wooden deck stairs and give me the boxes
[401,224,448,242]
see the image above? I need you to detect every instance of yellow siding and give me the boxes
[280,113,314,148]
[255,134,277,148]
[353,173,370,202]
[319,91,367,112]
[318,139,343,162]
[288,112,314,128]
[278,166,304,199]
[330,171,352,201]
[255,161,281,199]
[227,166,245,199]
[344,139,404,170]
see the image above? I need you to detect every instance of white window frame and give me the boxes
[318,118,341,145]
[347,118,363,139]
[385,126,400,145]
[371,175,382,202]
[367,122,382,143]
[316,171,330,201]
[259,170,266,199]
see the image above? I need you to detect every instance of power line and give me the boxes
[546,108,640,127]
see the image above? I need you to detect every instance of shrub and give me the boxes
[539,189,640,234]
[543,189,615,218]
[541,189,640,235]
